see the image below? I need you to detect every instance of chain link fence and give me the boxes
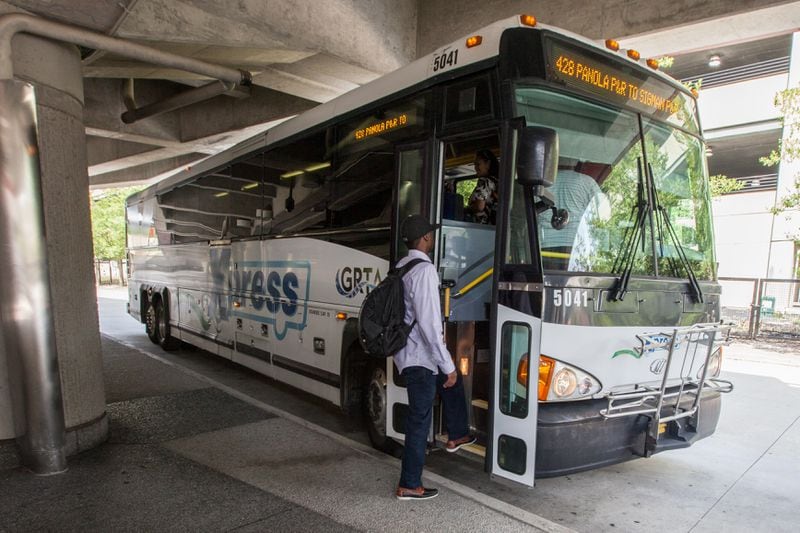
[94,259,127,286]
[719,277,800,339]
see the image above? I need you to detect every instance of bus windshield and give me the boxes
[515,87,715,280]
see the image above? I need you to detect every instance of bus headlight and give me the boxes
[697,347,723,379]
[553,368,577,397]
[539,357,601,401]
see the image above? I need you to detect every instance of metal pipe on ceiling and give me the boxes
[0,13,251,84]
[121,79,251,124]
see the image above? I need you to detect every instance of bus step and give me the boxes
[471,399,489,410]
[434,434,486,459]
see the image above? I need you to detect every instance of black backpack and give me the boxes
[358,258,425,358]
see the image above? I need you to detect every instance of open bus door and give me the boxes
[385,141,435,442]
[488,122,557,487]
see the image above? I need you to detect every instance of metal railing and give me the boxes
[94,259,127,286]
[719,277,800,339]
[600,322,733,456]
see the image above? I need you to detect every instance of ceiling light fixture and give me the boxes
[708,55,721,68]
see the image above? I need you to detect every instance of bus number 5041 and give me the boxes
[553,288,590,308]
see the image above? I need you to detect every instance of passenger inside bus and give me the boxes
[468,148,499,225]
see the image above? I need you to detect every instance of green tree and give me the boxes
[761,86,800,220]
[90,186,142,260]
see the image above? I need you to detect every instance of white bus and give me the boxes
[126,14,732,486]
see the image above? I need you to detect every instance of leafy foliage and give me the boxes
[90,186,143,260]
[655,56,674,69]
[709,174,745,196]
[761,86,800,230]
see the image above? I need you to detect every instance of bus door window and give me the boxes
[439,134,499,322]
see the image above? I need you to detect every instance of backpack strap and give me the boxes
[393,257,426,332]
[395,257,426,278]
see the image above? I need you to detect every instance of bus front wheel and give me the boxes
[365,362,400,456]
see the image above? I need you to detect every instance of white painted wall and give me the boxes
[713,190,776,277]
[699,74,786,131]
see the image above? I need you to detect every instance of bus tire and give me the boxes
[153,298,181,351]
[145,300,159,344]
[365,361,400,456]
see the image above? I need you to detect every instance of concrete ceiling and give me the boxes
[668,34,793,81]
[1,0,419,189]
[0,0,797,190]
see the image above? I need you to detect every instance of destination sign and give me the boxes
[546,40,697,132]
[354,113,409,141]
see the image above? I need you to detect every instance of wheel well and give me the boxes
[140,286,163,323]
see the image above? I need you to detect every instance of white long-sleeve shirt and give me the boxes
[393,249,455,375]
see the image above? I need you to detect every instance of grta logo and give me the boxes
[230,260,310,340]
[335,266,382,298]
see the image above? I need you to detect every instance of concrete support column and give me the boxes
[0,33,107,467]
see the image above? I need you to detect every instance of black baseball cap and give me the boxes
[401,214,439,243]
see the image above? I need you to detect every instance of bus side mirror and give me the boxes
[516,126,558,188]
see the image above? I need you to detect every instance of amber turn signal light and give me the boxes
[538,356,556,401]
[466,35,483,48]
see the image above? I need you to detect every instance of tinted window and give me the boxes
[445,74,493,125]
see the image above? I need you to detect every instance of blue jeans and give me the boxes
[399,366,470,489]
[437,370,469,441]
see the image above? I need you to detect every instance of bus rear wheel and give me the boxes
[153,298,181,351]
[365,362,400,456]
[145,300,159,344]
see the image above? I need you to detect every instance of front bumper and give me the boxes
[534,390,722,478]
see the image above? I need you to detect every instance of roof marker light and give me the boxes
[646,58,659,70]
[605,39,620,52]
[520,14,537,27]
[627,49,641,61]
[466,35,483,48]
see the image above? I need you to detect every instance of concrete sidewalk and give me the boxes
[0,335,564,532]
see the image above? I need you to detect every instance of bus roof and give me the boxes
[128,14,688,202]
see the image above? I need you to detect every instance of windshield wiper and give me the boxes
[611,157,649,301]
[648,163,704,303]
